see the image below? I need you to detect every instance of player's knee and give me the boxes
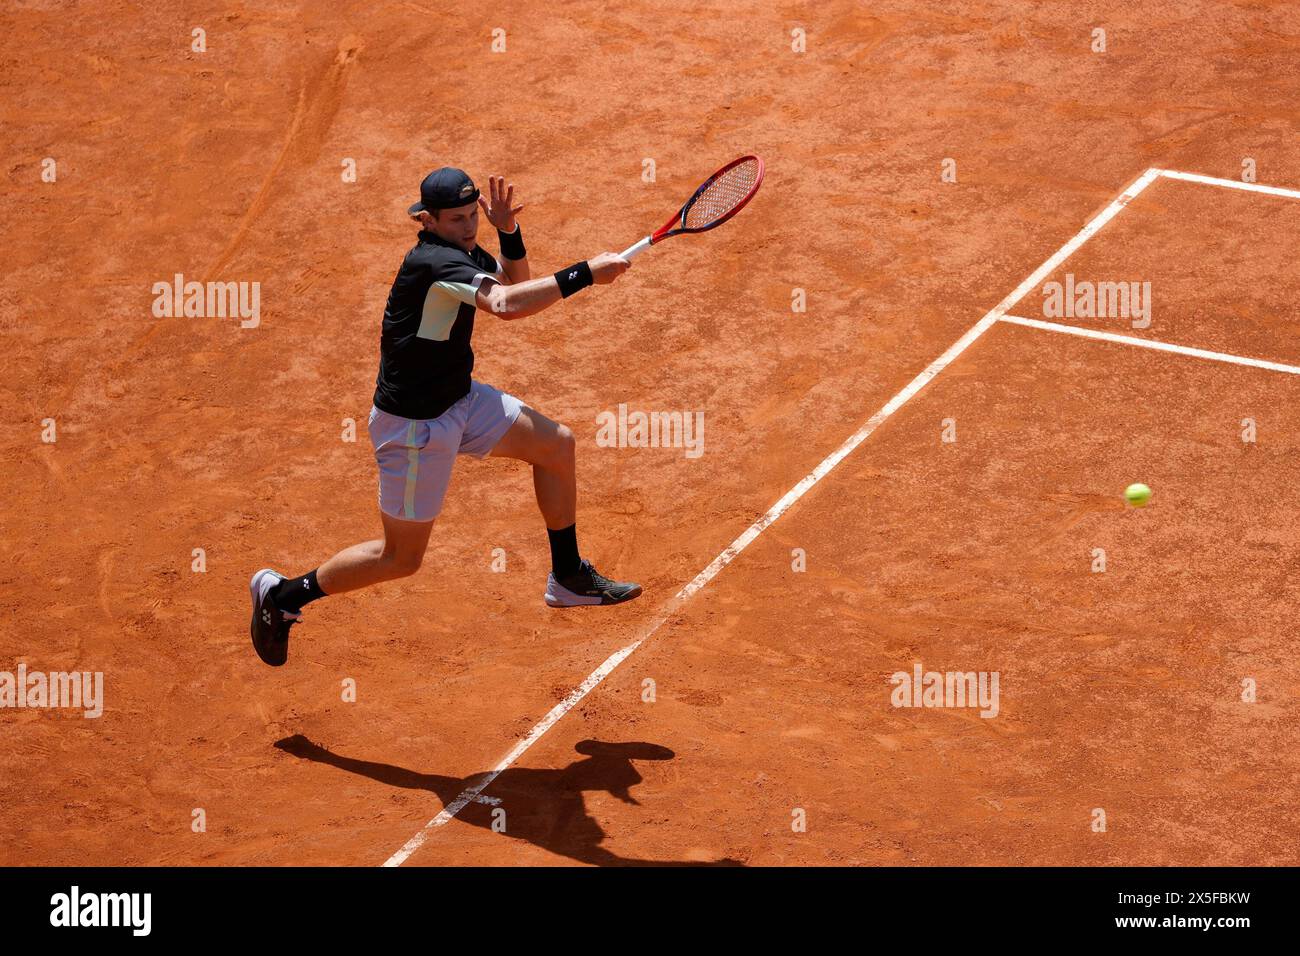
[553,423,576,468]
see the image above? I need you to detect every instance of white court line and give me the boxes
[380,168,1161,867]
[1000,315,1300,375]
[1156,168,1300,202]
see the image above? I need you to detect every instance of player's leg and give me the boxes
[250,404,460,665]
[251,512,434,667]
[488,404,576,530]
[471,386,640,607]
[315,510,435,594]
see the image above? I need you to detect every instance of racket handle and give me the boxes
[619,236,652,260]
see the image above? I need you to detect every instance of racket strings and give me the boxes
[683,159,761,229]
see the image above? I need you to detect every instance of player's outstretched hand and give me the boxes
[477,175,524,232]
[589,252,631,284]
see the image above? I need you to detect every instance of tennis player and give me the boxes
[249,167,641,667]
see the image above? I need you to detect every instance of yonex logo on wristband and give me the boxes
[554,261,593,297]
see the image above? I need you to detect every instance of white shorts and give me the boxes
[369,380,524,521]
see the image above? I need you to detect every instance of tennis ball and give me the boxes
[1124,483,1152,507]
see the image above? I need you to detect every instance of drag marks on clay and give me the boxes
[36,35,365,435]
[1041,490,1125,535]
[132,35,364,351]
[202,35,363,283]
[96,548,120,627]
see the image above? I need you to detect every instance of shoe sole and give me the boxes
[545,580,643,608]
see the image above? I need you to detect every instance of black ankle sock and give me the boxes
[272,569,327,613]
[547,524,581,578]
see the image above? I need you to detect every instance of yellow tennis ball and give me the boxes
[1124,483,1152,507]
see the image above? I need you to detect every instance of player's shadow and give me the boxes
[274,734,742,866]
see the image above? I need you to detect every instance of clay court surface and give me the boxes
[3,1,1299,865]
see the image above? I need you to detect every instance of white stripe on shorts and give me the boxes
[403,420,420,518]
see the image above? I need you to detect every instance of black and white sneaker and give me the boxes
[545,559,643,608]
[249,568,302,666]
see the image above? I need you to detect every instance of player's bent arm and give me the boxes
[477,275,561,319]
[477,252,630,319]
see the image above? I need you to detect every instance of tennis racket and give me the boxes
[619,155,765,260]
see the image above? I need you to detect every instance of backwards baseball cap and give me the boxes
[408,167,480,215]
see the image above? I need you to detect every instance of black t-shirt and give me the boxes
[373,231,503,419]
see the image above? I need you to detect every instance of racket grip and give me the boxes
[619,236,652,260]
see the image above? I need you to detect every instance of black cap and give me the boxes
[408,167,479,215]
